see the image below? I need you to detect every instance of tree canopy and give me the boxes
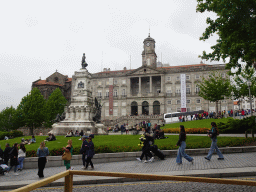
[198,71,231,113]
[0,106,18,131]
[44,88,67,127]
[20,88,45,135]
[196,0,256,73]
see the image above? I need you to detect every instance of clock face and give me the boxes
[146,42,150,47]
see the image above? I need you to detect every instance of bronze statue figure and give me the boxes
[81,53,88,69]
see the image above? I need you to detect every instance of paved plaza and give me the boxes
[0,152,256,190]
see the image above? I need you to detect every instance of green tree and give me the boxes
[44,88,67,127]
[0,106,18,131]
[231,66,256,99]
[198,71,231,113]
[21,88,46,135]
[196,0,256,73]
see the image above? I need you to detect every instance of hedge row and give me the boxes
[0,130,23,140]
[25,137,256,157]
[163,128,209,134]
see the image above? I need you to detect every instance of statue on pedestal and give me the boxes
[81,53,88,69]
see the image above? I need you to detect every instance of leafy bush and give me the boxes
[163,128,209,134]
[217,116,256,133]
[0,130,23,140]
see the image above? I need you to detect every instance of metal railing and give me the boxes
[12,170,256,192]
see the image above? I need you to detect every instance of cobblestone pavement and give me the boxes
[1,152,256,183]
[22,181,256,192]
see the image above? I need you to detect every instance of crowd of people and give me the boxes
[0,121,224,177]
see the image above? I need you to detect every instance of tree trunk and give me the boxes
[29,126,34,135]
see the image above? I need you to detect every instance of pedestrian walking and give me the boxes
[80,136,89,169]
[3,143,11,165]
[37,141,49,178]
[137,128,154,163]
[17,143,26,171]
[7,143,19,175]
[175,125,193,165]
[63,139,73,170]
[85,134,95,169]
[205,122,224,161]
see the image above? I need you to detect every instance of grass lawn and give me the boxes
[0,134,250,155]
[162,118,230,129]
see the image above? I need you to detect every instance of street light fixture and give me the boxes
[231,91,235,119]
[247,80,253,116]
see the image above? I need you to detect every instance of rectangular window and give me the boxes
[186,88,190,94]
[167,100,172,104]
[113,109,118,116]
[195,74,200,79]
[222,73,225,78]
[186,75,190,80]
[97,91,102,97]
[98,81,102,85]
[106,81,109,85]
[113,102,118,106]
[176,76,180,81]
[121,108,126,116]
[167,76,171,81]
[105,91,109,97]
[187,100,190,104]
[177,107,181,112]
[105,109,109,116]
[187,108,191,112]
[176,89,181,94]
[114,89,118,97]
[196,99,201,104]
[195,86,200,93]
[114,80,118,84]
[122,89,126,96]
[122,102,126,106]
[177,100,181,104]
[122,79,126,84]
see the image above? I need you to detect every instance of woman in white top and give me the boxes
[17,143,26,171]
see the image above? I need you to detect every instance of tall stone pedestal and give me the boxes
[52,62,99,135]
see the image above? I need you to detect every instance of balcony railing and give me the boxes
[121,95,127,98]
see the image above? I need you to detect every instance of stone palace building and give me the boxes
[32,34,233,122]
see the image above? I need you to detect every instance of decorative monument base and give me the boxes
[95,123,106,134]
[52,121,96,135]
[52,55,103,135]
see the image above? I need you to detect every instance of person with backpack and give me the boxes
[175,125,193,165]
[205,122,224,161]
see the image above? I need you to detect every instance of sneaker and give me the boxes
[14,173,19,176]
[81,166,86,169]
[218,158,224,160]
[136,158,142,162]
[204,157,210,161]
[190,159,194,164]
[149,157,154,162]
[70,167,74,170]
[143,160,148,163]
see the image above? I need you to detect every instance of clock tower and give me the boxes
[142,33,157,68]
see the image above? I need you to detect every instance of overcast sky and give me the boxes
[0,0,224,111]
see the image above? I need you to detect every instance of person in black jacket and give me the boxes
[3,143,11,165]
[0,146,3,164]
[85,135,95,169]
[175,125,193,165]
[81,136,89,169]
[7,143,19,175]
[137,129,154,163]
[205,122,224,161]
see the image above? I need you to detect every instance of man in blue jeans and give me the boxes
[205,122,224,161]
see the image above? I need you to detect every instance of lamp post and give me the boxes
[231,91,235,119]
[247,80,253,116]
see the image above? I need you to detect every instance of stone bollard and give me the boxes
[245,131,248,138]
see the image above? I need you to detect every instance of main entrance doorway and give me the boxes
[142,101,149,115]
[153,101,160,114]
[131,101,138,116]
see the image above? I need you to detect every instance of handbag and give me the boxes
[62,151,71,161]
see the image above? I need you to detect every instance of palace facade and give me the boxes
[32,34,233,121]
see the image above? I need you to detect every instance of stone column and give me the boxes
[127,78,131,97]
[161,75,164,94]
[70,106,75,121]
[85,106,90,121]
[149,103,153,115]
[138,103,142,115]
[139,77,141,96]
[64,106,69,120]
[150,76,152,93]
[75,107,80,120]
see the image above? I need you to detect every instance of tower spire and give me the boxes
[148,27,150,37]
